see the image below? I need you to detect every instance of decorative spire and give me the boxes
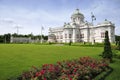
[105,19,107,21]
[91,12,96,25]
[76,8,79,11]
[75,9,80,14]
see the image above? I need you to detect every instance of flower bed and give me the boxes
[16,57,109,80]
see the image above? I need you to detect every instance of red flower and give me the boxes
[44,78,47,80]
[36,72,41,77]
[69,78,72,80]
[73,68,77,72]
[40,70,45,75]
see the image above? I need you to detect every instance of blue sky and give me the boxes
[0,0,120,35]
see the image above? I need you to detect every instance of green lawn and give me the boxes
[0,44,120,80]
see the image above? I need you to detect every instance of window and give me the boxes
[80,34,84,38]
[101,32,105,38]
[56,36,59,39]
[76,34,79,38]
[69,34,72,38]
[60,35,63,39]
[65,34,67,38]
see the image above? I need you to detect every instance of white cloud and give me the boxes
[0,0,120,35]
[0,5,72,35]
[81,0,120,35]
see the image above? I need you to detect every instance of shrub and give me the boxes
[117,40,120,50]
[69,41,72,46]
[102,31,113,62]
[13,57,109,80]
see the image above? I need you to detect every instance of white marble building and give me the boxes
[48,9,115,43]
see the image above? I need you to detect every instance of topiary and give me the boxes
[102,31,113,62]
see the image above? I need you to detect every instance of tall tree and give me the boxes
[4,33,11,43]
[102,31,113,62]
[0,35,4,43]
[118,39,120,50]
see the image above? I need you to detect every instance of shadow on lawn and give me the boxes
[96,67,113,80]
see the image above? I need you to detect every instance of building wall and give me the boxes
[48,25,115,43]
[52,26,114,43]
[48,9,115,43]
[11,37,31,43]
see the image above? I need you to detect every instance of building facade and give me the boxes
[48,9,115,43]
[10,37,31,43]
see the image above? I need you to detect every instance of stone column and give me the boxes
[87,25,90,42]
[73,28,76,43]
[10,36,13,43]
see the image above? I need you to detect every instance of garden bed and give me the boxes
[9,57,110,80]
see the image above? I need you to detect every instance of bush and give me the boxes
[102,31,113,62]
[69,41,72,46]
[117,40,120,50]
[12,57,109,80]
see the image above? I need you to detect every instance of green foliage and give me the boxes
[69,40,72,46]
[117,39,120,50]
[71,42,104,47]
[0,44,120,80]
[115,35,120,44]
[112,49,120,59]
[0,44,102,80]
[4,33,11,43]
[15,57,109,80]
[0,34,11,43]
[0,35,4,43]
[102,31,113,61]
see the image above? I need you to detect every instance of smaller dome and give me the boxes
[103,21,111,24]
[64,23,71,28]
[100,19,112,25]
[97,19,115,27]
[71,9,84,18]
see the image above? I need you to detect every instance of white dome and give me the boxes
[71,9,84,18]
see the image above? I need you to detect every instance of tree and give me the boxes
[12,33,18,37]
[117,39,120,51]
[43,36,48,40]
[102,31,113,62]
[0,35,4,43]
[4,33,11,43]
[115,35,120,42]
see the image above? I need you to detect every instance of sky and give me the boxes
[0,0,120,35]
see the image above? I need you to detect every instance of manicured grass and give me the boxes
[0,44,120,80]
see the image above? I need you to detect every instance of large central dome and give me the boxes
[71,9,84,24]
[71,9,84,18]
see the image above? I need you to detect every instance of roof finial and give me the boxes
[76,8,79,11]
[75,8,79,14]
[105,19,107,21]
[76,8,79,12]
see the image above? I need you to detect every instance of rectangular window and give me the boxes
[56,36,58,39]
[76,34,79,38]
[69,34,72,38]
[57,36,59,39]
[80,34,84,38]
[60,35,63,39]
[65,34,67,38]
[101,32,105,38]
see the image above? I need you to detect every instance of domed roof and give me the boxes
[64,23,72,28]
[103,20,112,24]
[99,19,113,25]
[71,9,84,18]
